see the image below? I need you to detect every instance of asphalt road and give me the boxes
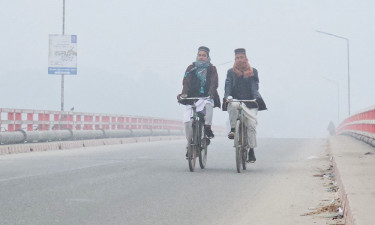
[0,138,332,225]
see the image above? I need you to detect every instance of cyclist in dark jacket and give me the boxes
[178,46,220,139]
[223,48,266,163]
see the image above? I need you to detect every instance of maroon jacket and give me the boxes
[180,64,221,108]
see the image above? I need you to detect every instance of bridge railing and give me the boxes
[0,108,185,145]
[0,108,228,145]
[336,105,375,146]
[0,108,183,132]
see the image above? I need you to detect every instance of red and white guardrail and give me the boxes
[336,105,375,145]
[0,108,183,132]
[0,108,185,145]
[0,108,226,146]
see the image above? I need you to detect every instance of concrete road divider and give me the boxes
[0,136,184,155]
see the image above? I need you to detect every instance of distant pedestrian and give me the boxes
[327,121,336,135]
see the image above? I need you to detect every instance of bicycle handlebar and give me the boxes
[180,97,210,100]
[229,99,257,102]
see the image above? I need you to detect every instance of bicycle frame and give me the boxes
[238,103,247,149]
[229,99,257,173]
[180,97,209,172]
[191,105,204,150]
[232,99,257,147]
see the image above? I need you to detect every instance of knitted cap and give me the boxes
[234,48,246,55]
[198,46,210,55]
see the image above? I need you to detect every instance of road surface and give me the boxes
[0,138,335,225]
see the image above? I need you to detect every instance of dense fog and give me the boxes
[1,0,374,138]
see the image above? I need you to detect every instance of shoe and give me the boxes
[228,128,235,139]
[202,138,210,147]
[205,125,214,139]
[247,148,256,163]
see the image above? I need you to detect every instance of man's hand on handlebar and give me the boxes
[225,96,233,103]
[177,93,187,101]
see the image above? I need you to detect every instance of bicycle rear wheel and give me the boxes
[234,120,242,173]
[199,123,207,169]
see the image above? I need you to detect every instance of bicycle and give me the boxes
[180,97,210,172]
[227,98,258,173]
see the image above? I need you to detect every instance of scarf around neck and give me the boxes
[233,58,254,78]
[193,57,211,93]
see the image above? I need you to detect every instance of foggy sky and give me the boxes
[1,0,375,138]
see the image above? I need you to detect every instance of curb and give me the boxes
[328,137,355,225]
[0,136,185,155]
[328,149,355,225]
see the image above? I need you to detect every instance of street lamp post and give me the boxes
[316,30,350,116]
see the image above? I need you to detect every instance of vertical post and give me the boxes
[62,0,65,35]
[337,83,340,124]
[61,75,64,111]
[347,40,350,116]
[15,112,22,130]
[8,112,15,132]
[61,0,65,111]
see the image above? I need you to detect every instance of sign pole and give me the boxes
[61,0,65,112]
[49,1,76,114]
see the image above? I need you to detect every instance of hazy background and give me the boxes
[0,0,374,138]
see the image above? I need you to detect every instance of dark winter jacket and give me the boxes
[223,68,267,111]
[179,64,221,108]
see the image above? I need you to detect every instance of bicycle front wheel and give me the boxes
[242,147,248,170]
[187,141,196,172]
[234,120,242,173]
[188,121,199,172]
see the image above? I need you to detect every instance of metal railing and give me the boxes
[336,105,375,147]
[0,108,184,145]
[0,108,183,132]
